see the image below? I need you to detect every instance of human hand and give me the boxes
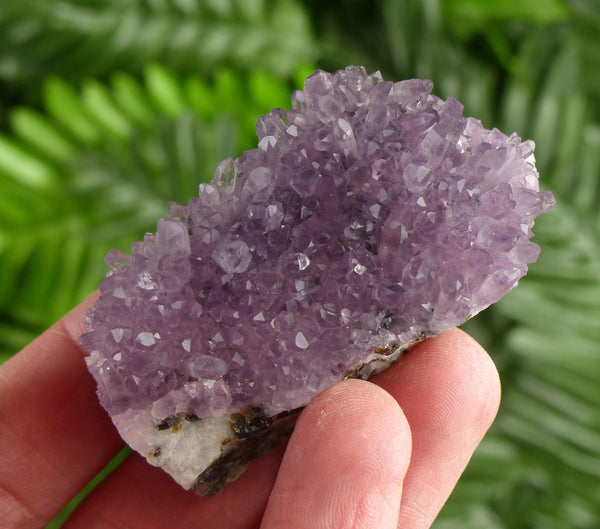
[0,293,500,529]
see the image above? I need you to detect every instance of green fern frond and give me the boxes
[0,0,316,100]
[0,64,302,355]
[1,2,600,528]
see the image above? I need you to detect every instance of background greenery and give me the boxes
[1,0,599,527]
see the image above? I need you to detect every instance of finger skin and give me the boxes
[372,328,501,528]
[260,379,411,529]
[0,292,123,529]
[62,446,284,529]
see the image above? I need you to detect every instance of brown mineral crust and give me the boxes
[194,408,302,496]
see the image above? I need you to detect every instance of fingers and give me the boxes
[260,379,411,529]
[260,328,499,529]
[0,292,123,528]
[372,327,501,528]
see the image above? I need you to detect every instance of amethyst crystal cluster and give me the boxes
[82,66,554,494]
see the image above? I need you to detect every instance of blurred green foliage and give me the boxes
[1,0,599,527]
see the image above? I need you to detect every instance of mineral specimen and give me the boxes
[81,66,554,495]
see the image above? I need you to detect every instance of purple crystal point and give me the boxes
[82,66,554,494]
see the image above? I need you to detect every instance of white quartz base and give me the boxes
[112,407,232,490]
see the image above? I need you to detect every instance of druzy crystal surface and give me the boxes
[82,66,554,493]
